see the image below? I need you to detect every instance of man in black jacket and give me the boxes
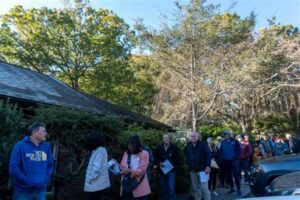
[156,134,179,200]
[184,132,211,200]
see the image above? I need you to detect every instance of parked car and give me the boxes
[239,196,300,200]
[267,171,300,196]
[249,154,300,196]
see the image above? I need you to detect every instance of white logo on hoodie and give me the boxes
[26,150,47,161]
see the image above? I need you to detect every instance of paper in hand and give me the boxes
[107,159,121,175]
[107,159,117,167]
[199,171,209,182]
[160,159,174,174]
[111,164,121,175]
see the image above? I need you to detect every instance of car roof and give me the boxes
[256,154,300,164]
[240,196,300,200]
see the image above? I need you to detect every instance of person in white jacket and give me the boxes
[84,133,111,200]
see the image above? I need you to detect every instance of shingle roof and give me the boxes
[0,60,172,130]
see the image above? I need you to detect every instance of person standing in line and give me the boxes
[259,134,273,159]
[273,136,289,156]
[244,135,253,179]
[119,135,151,200]
[156,134,179,200]
[219,130,241,197]
[9,122,54,200]
[184,132,211,200]
[183,136,195,200]
[237,134,252,184]
[207,137,219,196]
[84,133,111,200]
[217,135,228,189]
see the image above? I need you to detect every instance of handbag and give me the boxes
[122,153,145,193]
[211,158,219,169]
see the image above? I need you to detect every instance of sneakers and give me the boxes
[212,190,218,196]
[227,188,236,194]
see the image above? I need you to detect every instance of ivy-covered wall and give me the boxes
[1,103,188,199]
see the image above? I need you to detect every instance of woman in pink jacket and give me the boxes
[120,135,151,200]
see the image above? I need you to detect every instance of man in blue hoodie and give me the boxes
[219,130,241,196]
[9,122,54,200]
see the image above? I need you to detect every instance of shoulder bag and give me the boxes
[122,153,145,193]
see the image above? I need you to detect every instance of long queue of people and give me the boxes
[255,133,300,159]
[204,131,300,200]
[8,122,300,200]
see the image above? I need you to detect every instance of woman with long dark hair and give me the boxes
[119,135,151,200]
[84,133,110,200]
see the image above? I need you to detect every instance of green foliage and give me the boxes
[117,124,164,149]
[205,12,255,47]
[0,1,133,90]
[32,106,125,153]
[247,24,298,82]
[252,118,293,135]
[0,0,156,115]
[200,124,226,139]
[200,123,242,139]
[0,101,24,192]
[135,0,255,130]
[84,55,158,115]
[170,136,191,193]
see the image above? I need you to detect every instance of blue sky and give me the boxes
[0,0,299,30]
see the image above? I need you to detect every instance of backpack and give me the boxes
[141,145,154,181]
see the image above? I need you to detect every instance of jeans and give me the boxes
[12,191,46,200]
[159,171,176,200]
[218,160,229,187]
[239,159,250,182]
[190,172,211,200]
[208,168,218,190]
[223,160,240,191]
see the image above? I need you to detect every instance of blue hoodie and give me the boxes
[9,136,54,193]
[220,138,241,161]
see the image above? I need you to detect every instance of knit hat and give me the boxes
[223,130,232,137]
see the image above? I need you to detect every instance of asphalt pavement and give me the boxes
[177,181,251,200]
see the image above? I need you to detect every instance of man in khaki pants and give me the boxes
[184,132,211,200]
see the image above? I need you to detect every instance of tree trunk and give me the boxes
[240,121,247,133]
[191,101,198,132]
[240,121,251,133]
[70,75,80,90]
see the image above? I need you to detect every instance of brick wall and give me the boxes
[54,146,86,200]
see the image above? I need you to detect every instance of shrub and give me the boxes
[117,124,164,149]
[0,101,24,196]
[33,107,125,154]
